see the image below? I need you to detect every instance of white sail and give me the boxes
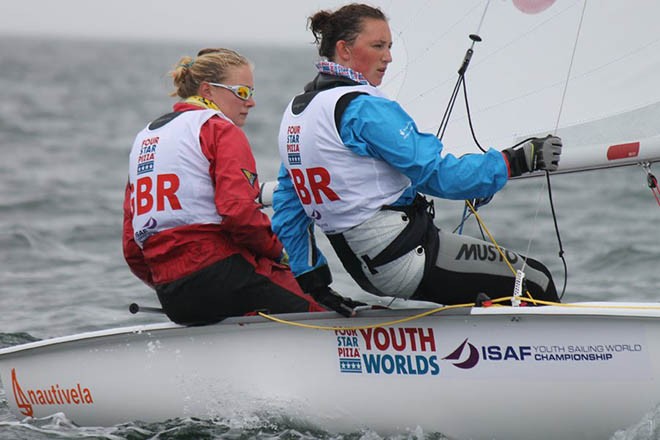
[374,0,660,172]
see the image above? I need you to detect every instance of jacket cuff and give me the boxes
[501,148,528,178]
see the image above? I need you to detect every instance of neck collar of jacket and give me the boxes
[303,73,360,93]
[182,95,220,110]
[314,61,370,86]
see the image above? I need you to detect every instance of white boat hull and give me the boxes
[2,303,660,440]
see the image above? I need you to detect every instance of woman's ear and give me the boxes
[198,81,213,100]
[335,40,351,62]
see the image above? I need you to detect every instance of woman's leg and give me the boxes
[415,229,559,305]
[156,254,323,325]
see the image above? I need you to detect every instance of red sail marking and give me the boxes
[607,142,640,161]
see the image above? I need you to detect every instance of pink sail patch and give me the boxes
[512,0,557,14]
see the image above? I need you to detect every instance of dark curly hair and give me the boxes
[308,3,387,60]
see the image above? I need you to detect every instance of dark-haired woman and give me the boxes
[272,4,563,310]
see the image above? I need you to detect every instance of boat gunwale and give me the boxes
[2,302,660,357]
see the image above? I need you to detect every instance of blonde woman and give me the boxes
[123,48,324,325]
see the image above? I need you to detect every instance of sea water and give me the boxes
[1,35,659,440]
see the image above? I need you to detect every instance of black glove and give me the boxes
[502,135,562,177]
[295,264,366,317]
[310,285,366,317]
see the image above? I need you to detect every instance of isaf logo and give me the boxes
[443,338,480,369]
[444,339,533,368]
[334,331,541,376]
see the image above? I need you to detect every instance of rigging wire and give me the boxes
[552,0,588,134]
[494,0,590,300]
[542,0,588,300]
[438,0,594,301]
[546,171,569,298]
[435,0,490,140]
[436,34,483,141]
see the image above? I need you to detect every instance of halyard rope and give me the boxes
[257,299,660,331]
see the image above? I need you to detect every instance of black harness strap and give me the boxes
[365,196,435,273]
[327,233,381,295]
[327,195,439,296]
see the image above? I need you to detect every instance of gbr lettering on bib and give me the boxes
[290,167,340,204]
[130,135,183,216]
[130,173,181,215]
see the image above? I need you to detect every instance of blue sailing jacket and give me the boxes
[272,93,509,278]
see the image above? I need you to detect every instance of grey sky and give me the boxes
[0,0,352,45]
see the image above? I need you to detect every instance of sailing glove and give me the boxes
[295,264,366,317]
[310,286,367,317]
[502,135,563,177]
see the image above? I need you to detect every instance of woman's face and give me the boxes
[340,18,392,86]
[207,64,255,127]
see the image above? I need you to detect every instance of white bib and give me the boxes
[128,109,230,247]
[279,85,409,234]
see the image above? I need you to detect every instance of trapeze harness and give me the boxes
[329,195,439,299]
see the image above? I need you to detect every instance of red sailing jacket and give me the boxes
[122,102,283,287]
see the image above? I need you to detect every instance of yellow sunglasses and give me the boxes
[208,82,255,101]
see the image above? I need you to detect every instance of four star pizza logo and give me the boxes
[334,331,482,376]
